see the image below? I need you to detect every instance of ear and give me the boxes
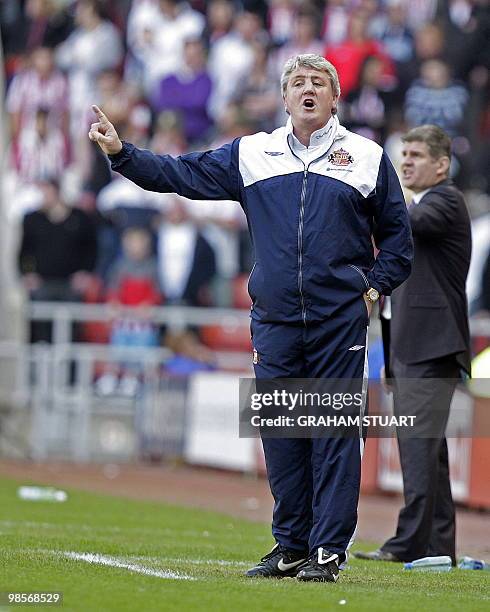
[283,93,289,115]
[437,156,450,177]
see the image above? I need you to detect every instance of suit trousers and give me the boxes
[381,355,461,564]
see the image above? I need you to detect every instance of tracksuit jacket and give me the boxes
[109,116,413,560]
[109,117,413,326]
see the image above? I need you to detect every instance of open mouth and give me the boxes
[302,99,315,109]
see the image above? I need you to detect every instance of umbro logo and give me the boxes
[348,345,365,351]
[265,151,284,156]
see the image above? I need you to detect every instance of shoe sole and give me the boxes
[297,576,337,582]
[246,571,300,579]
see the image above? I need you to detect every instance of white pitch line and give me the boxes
[29,549,249,570]
[132,556,251,567]
[61,551,195,581]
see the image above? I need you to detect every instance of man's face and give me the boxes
[401,141,449,193]
[39,182,59,208]
[284,67,338,133]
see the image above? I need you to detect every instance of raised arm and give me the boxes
[88,106,241,202]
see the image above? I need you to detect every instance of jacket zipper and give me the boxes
[298,169,308,326]
[287,134,343,326]
[348,264,370,290]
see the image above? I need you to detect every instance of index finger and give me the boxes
[92,105,109,123]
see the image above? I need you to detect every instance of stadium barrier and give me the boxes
[0,302,488,508]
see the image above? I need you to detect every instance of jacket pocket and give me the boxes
[347,264,370,291]
[408,293,447,308]
[248,262,258,299]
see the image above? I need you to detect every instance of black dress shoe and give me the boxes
[353,549,401,562]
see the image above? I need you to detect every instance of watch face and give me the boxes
[368,288,379,302]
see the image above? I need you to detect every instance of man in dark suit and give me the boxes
[355,125,472,565]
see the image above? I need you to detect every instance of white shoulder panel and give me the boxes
[309,132,383,198]
[239,128,301,188]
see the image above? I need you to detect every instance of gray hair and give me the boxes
[280,54,341,98]
[402,125,451,160]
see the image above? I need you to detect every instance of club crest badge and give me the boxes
[327,148,354,166]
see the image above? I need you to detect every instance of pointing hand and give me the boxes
[88,105,123,155]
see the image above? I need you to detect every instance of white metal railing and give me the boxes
[0,302,488,462]
[27,302,253,345]
[0,303,256,461]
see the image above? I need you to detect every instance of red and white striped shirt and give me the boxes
[6,68,69,131]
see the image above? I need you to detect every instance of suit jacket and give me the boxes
[385,179,472,373]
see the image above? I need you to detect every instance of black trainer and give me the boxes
[246,543,308,578]
[296,547,340,582]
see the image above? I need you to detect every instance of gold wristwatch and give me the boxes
[365,287,380,303]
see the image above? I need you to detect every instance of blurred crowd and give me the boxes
[2,0,490,365]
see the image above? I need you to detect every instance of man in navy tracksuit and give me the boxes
[89,54,413,583]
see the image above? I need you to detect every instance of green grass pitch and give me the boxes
[0,476,488,611]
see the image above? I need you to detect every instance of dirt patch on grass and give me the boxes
[1,460,488,559]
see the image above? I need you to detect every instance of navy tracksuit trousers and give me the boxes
[251,311,368,561]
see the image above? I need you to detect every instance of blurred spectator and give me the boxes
[157,197,216,306]
[272,6,324,79]
[123,103,153,148]
[94,69,138,134]
[233,40,280,133]
[399,22,446,93]
[325,11,395,98]
[106,226,161,309]
[371,1,414,66]
[185,196,246,305]
[14,107,69,183]
[413,21,446,61]
[96,171,167,278]
[2,0,73,73]
[56,0,123,137]
[150,38,213,145]
[18,179,97,342]
[399,0,439,32]
[6,46,69,140]
[149,113,189,155]
[267,0,296,47]
[242,0,268,25]
[164,330,216,371]
[208,10,265,120]
[209,102,256,146]
[448,0,490,83]
[126,0,205,94]
[204,0,234,44]
[343,55,392,143]
[321,0,350,46]
[97,226,161,396]
[404,59,469,137]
